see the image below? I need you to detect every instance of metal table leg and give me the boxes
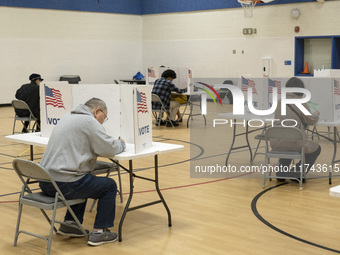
[118,155,172,241]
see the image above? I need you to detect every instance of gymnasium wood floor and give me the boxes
[1,104,340,255]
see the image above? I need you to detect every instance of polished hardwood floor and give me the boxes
[1,104,340,255]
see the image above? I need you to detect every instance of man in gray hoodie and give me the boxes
[39,97,126,246]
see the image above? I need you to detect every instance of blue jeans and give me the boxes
[39,174,117,229]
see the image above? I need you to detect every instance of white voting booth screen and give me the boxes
[121,85,152,153]
[237,77,268,114]
[40,82,152,154]
[333,78,340,121]
[40,82,73,137]
[302,78,333,121]
[236,77,340,121]
[146,66,192,90]
[146,67,159,86]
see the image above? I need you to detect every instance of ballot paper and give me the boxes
[307,101,319,114]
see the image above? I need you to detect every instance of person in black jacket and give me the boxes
[15,73,43,132]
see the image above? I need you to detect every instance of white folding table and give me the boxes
[5,133,184,241]
[217,113,340,185]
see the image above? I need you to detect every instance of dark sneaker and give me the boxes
[166,121,179,127]
[155,119,166,126]
[87,228,118,246]
[57,222,89,237]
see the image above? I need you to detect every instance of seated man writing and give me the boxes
[39,97,125,246]
[152,69,187,127]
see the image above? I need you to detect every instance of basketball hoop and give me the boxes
[238,0,259,18]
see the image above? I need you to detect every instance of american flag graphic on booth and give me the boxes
[334,80,340,96]
[241,77,257,94]
[137,89,148,113]
[268,79,281,94]
[45,85,65,109]
[148,68,155,78]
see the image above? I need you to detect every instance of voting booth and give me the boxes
[236,77,269,114]
[146,66,192,90]
[40,82,152,153]
[314,69,340,78]
[235,76,340,122]
[301,77,340,122]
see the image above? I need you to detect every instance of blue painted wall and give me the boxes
[0,0,143,15]
[0,0,321,15]
[142,0,316,14]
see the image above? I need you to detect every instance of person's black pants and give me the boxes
[22,120,40,132]
[278,145,321,175]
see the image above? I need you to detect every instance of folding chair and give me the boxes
[12,159,88,255]
[263,126,306,190]
[251,133,265,163]
[88,160,123,212]
[12,99,40,134]
[151,93,174,127]
[181,94,206,128]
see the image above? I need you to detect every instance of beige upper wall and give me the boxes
[1,2,340,103]
[141,2,340,78]
[0,7,142,40]
[142,2,340,40]
[0,7,142,104]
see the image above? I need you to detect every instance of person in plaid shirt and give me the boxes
[152,69,187,127]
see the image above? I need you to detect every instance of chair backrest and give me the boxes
[13,159,52,183]
[12,99,37,118]
[12,100,31,111]
[151,93,166,110]
[13,158,70,201]
[151,93,162,103]
[265,126,305,142]
[223,80,233,85]
[220,80,234,92]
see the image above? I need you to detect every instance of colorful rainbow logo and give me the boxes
[195,82,223,106]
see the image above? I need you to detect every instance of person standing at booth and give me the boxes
[15,73,43,132]
[152,69,187,127]
[39,98,126,246]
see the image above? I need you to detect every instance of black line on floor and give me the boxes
[129,137,204,172]
[251,183,340,254]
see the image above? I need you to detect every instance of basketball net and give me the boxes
[238,0,258,18]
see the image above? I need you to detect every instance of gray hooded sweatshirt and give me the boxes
[40,104,126,182]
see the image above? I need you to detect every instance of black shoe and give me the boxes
[175,118,183,123]
[155,119,166,126]
[166,121,179,127]
[57,222,89,237]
